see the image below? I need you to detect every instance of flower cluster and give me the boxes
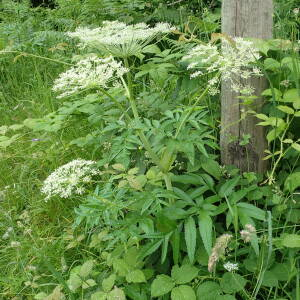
[223,261,239,272]
[68,21,175,57]
[52,55,128,98]
[182,37,262,95]
[208,233,232,272]
[240,224,256,243]
[41,159,100,200]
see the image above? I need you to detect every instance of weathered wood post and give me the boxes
[220,0,273,173]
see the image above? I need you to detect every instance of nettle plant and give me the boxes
[17,23,299,300]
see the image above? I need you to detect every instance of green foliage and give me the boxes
[1,1,300,300]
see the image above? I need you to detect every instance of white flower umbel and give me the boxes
[182,37,262,95]
[41,159,100,201]
[52,55,128,98]
[68,21,175,57]
[224,261,239,272]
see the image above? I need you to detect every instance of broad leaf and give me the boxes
[171,285,196,300]
[151,275,174,297]
[220,273,247,294]
[197,281,222,299]
[171,265,199,284]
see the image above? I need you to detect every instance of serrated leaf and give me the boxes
[107,287,126,300]
[79,260,94,277]
[151,275,175,297]
[82,278,96,289]
[220,273,247,294]
[184,217,197,264]
[196,281,222,299]
[126,269,146,283]
[261,271,278,287]
[102,274,116,292]
[171,265,199,284]
[91,291,107,300]
[201,158,221,179]
[198,211,212,254]
[171,285,196,300]
[281,234,300,248]
[218,176,240,198]
[237,203,266,221]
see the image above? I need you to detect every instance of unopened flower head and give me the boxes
[240,224,256,243]
[53,55,128,98]
[68,21,175,57]
[208,233,232,272]
[182,37,262,95]
[224,261,239,272]
[41,159,100,200]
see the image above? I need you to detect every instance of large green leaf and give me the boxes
[284,172,300,192]
[107,287,126,300]
[171,285,196,300]
[218,176,241,198]
[171,265,199,284]
[126,270,146,283]
[184,216,197,263]
[282,234,300,248]
[196,281,222,299]
[102,274,116,292]
[198,211,212,254]
[220,273,247,294]
[151,275,175,297]
[200,158,221,179]
[237,203,266,221]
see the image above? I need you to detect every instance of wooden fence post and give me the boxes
[220,0,273,173]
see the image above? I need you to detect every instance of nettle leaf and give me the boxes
[126,270,146,283]
[184,216,197,263]
[171,264,199,284]
[281,234,300,248]
[196,281,222,299]
[171,285,196,300]
[102,274,116,292]
[284,172,300,192]
[220,273,247,294]
[198,211,212,254]
[218,176,241,198]
[151,275,175,297]
[107,287,126,300]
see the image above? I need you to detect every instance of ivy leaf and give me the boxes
[126,270,146,283]
[171,285,196,300]
[184,216,197,264]
[151,275,175,297]
[171,265,199,284]
[196,281,222,299]
[220,273,247,294]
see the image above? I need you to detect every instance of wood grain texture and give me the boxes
[220,0,273,173]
